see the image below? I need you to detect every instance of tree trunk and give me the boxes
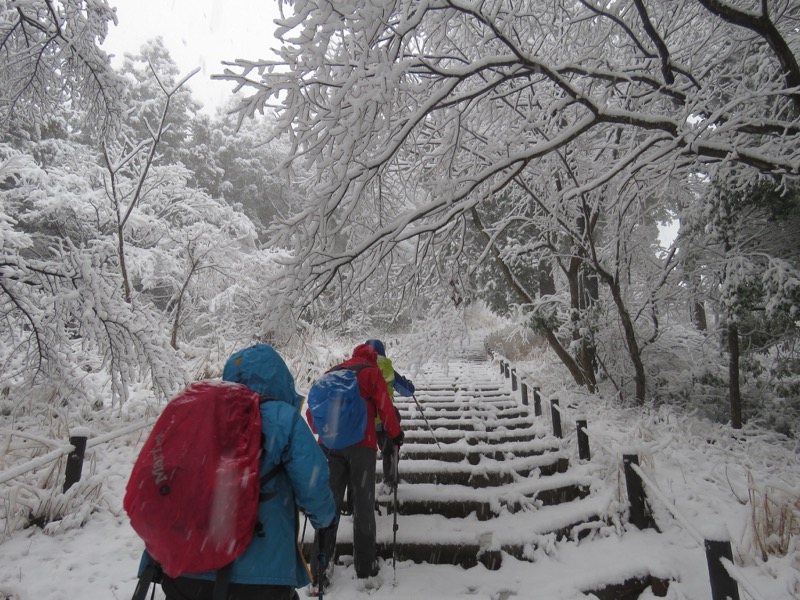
[118,223,132,304]
[689,270,707,331]
[691,300,708,331]
[602,274,647,404]
[470,207,589,390]
[728,321,743,429]
[578,270,599,388]
[567,256,598,391]
[543,327,589,389]
[538,259,556,296]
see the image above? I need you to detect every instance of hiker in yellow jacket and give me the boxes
[364,339,415,495]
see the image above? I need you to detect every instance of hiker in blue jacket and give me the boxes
[137,344,337,600]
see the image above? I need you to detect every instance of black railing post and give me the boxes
[550,398,562,438]
[499,360,504,375]
[705,537,741,600]
[511,369,517,391]
[521,383,529,406]
[533,386,542,417]
[504,361,510,378]
[63,432,88,492]
[576,418,590,460]
[623,453,648,529]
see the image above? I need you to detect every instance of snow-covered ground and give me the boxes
[1,348,798,600]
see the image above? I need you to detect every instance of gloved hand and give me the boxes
[317,518,338,552]
[392,430,405,447]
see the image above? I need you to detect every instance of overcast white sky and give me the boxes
[103,0,284,113]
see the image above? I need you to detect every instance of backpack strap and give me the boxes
[253,397,287,538]
[256,395,285,505]
[258,465,283,503]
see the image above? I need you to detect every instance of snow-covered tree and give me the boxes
[0,0,125,137]
[117,38,203,166]
[219,0,799,403]
[679,174,800,427]
[0,43,280,411]
[201,110,293,237]
[0,141,185,409]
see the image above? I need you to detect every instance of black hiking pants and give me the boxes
[376,428,398,487]
[311,444,378,579]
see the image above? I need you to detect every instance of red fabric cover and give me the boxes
[124,381,262,577]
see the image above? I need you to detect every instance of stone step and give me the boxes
[398,406,530,420]
[398,402,520,415]
[401,416,538,432]
[379,453,569,487]
[396,438,562,462]
[403,428,547,445]
[373,474,592,520]
[414,388,507,397]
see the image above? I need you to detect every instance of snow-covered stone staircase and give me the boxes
[325,354,613,572]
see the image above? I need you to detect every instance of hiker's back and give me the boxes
[127,344,336,600]
[224,398,331,583]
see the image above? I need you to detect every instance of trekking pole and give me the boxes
[411,395,441,448]
[130,563,161,600]
[392,446,400,586]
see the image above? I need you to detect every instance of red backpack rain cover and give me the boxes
[124,380,263,577]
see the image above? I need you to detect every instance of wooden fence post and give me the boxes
[576,418,590,460]
[533,386,542,417]
[63,430,89,492]
[550,398,562,438]
[623,453,649,530]
[511,369,518,391]
[705,536,741,600]
[504,361,510,378]
[521,383,529,406]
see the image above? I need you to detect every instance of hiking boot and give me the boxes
[369,561,381,578]
[356,560,380,579]
[306,573,330,597]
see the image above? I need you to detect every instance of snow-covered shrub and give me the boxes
[485,325,547,361]
[0,436,104,541]
[742,471,800,562]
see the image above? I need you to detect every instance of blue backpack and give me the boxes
[307,364,369,449]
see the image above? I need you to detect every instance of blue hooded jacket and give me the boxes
[140,344,336,588]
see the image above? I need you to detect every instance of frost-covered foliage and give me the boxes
[0,141,186,409]
[676,175,800,428]
[0,39,305,415]
[216,0,800,417]
[0,0,125,136]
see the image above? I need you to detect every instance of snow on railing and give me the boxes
[0,446,75,487]
[492,353,760,600]
[0,418,152,490]
[631,461,766,600]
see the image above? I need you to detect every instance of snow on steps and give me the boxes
[304,357,672,597]
[306,358,674,600]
